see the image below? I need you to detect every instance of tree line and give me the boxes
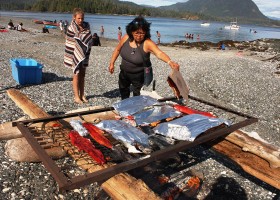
[0,0,215,21]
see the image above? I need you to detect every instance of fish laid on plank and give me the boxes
[69,130,106,165]
[83,122,113,149]
[173,104,215,118]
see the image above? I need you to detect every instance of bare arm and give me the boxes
[108,34,129,74]
[145,39,179,70]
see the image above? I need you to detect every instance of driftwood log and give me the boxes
[226,130,280,169]
[211,140,280,190]
[5,89,160,200]
[0,117,26,140]
[5,137,66,162]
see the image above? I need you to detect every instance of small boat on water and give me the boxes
[201,22,210,26]
[45,25,57,29]
[43,20,58,26]
[33,19,43,24]
[224,19,240,30]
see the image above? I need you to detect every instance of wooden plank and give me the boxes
[210,140,280,190]
[226,130,280,169]
[0,119,24,140]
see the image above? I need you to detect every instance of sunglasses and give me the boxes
[131,19,148,26]
[133,31,146,36]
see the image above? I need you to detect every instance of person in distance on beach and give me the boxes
[16,22,27,32]
[8,19,15,30]
[64,8,93,104]
[156,30,161,44]
[100,25,104,37]
[42,25,49,33]
[118,26,122,41]
[108,15,180,100]
[59,20,63,33]
[92,32,101,46]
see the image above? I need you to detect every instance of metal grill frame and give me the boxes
[12,95,258,191]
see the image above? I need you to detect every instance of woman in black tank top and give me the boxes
[109,16,180,100]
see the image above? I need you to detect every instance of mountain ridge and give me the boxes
[0,0,279,26]
[159,0,270,24]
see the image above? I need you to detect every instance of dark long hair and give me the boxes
[126,16,151,41]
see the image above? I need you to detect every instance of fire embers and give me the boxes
[158,172,202,200]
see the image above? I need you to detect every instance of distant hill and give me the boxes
[159,0,272,24]
[0,0,189,18]
[0,0,279,26]
[268,16,280,21]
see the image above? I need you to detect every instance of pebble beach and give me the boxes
[0,16,279,199]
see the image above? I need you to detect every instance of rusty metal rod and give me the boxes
[16,122,70,187]
[158,95,256,119]
[12,107,115,126]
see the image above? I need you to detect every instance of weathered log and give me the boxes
[6,89,160,200]
[226,130,280,169]
[211,140,280,190]
[7,89,49,118]
[5,137,66,162]
[0,117,26,140]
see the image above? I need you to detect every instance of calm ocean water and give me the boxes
[1,11,280,43]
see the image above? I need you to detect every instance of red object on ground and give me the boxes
[173,104,216,118]
[161,176,201,200]
[69,130,106,165]
[52,123,61,127]
[82,122,113,149]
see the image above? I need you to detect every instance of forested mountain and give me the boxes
[0,0,279,26]
[0,0,196,19]
[160,0,271,24]
[0,0,37,10]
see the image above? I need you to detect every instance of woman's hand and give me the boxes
[168,60,180,71]
[109,64,114,74]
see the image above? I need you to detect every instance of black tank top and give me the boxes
[120,39,151,73]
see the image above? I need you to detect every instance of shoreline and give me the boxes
[0,15,280,199]
[1,15,280,49]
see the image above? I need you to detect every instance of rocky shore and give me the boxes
[0,16,279,199]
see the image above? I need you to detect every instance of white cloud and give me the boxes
[252,0,280,18]
[120,0,187,7]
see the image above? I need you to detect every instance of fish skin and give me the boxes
[83,122,113,149]
[167,76,180,99]
[69,130,106,165]
[148,135,174,150]
[173,104,215,118]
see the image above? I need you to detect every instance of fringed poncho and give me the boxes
[64,20,93,73]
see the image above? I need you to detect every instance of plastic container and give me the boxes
[10,58,43,85]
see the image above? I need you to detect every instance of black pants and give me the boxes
[119,70,144,100]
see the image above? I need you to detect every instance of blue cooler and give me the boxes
[10,58,43,85]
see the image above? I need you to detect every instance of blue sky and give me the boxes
[120,0,280,18]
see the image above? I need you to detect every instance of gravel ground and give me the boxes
[0,17,279,199]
